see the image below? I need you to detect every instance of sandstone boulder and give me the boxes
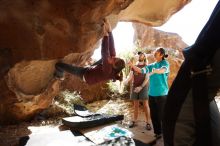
[0,0,190,124]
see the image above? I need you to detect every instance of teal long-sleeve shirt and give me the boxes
[141,60,169,96]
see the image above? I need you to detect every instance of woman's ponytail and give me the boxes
[157,47,168,60]
[164,54,169,59]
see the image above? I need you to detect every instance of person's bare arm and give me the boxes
[128,61,142,73]
[123,71,133,85]
[141,74,149,87]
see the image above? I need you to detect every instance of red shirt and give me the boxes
[132,64,146,88]
[84,32,117,84]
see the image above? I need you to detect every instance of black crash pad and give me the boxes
[62,104,124,128]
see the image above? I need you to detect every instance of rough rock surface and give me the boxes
[61,74,109,103]
[0,0,190,124]
[133,23,188,59]
[119,0,191,26]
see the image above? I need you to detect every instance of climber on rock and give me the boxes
[54,19,125,85]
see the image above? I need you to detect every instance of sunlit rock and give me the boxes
[0,0,190,124]
[119,0,191,26]
[133,23,188,59]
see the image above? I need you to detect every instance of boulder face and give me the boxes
[0,0,190,124]
[62,74,109,103]
[119,0,191,26]
[133,23,188,59]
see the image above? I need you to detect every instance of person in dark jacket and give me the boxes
[163,1,220,146]
[54,20,125,85]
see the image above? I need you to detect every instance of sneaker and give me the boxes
[54,73,65,81]
[128,121,136,128]
[54,69,64,81]
[154,134,162,140]
[146,123,152,130]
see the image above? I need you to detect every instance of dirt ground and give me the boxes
[0,95,219,146]
[0,98,160,146]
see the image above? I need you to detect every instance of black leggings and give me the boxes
[55,62,87,79]
[149,95,167,135]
